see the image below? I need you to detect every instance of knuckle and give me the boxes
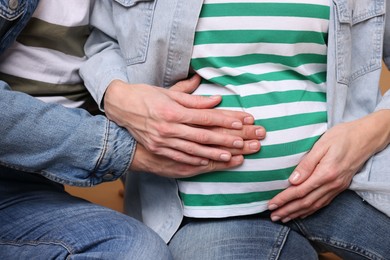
[158,123,175,137]
[171,154,185,163]
[195,132,210,143]
[301,199,313,209]
[333,178,349,191]
[298,160,312,173]
[158,107,180,122]
[295,188,308,199]
[182,143,195,155]
[322,173,336,183]
[200,113,213,125]
[320,166,339,183]
[332,178,344,188]
[206,160,217,171]
[312,202,322,211]
[149,135,165,146]
[147,144,160,153]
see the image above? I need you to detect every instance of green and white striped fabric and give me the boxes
[0,0,94,109]
[178,0,330,218]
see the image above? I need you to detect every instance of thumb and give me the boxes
[170,74,201,93]
[289,144,325,185]
[168,74,222,109]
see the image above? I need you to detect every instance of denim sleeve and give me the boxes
[0,82,136,186]
[0,0,39,54]
[80,1,129,111]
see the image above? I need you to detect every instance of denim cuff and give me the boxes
[94,120,136,183]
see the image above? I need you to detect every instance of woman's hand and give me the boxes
[130,141,260,178]
[104,75,265,165]
[268,110,390,222]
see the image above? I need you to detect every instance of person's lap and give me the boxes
[290,189,390,260]
[0,168,172,260]
[169,213,318,260]
[170,190,390,260]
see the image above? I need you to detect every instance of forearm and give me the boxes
[363,109,390,155]
[0,83,135,186]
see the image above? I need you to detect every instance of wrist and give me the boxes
[376,109,390,147]
[364,109,390,153]
[104,80,127,112]
[129,144,149,172]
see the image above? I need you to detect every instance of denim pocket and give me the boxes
[335,0,385,84]
[113,0,156,65]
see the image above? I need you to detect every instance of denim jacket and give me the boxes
[81,0,390,242]
[0,0,136,186]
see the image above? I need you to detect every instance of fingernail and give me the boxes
[233,140,244,148]
[290,171,300,183]
[268,204,278,211]
[249,141,259,150]
[271,215,281,222]
[282,218,291,223]
[200,159,209,166]
[244,116,254,124]
[210,95,221,100]
[231,155,243,162]
[232,121,243,129]
[256,128,265,137]
[220,153,231,161]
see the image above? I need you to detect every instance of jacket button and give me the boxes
[9,0,19,10]
[102,173,115,181]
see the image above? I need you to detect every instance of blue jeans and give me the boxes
[169,190,390,260]
[0,168,172,259]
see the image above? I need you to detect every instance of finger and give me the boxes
[270,184,334,222]
[155,137,235,162]
[215,140,261,156]
[210,125,266,140]
[152,146,211,166]
[170,74,201,93]
[204,155,245,173]
[281,191,335,222]
[167,87,223,109]
[165,155,245,178]
[183,107,254,129]
[288,142,327,185]
[168,91,255,127]
[153,122,251,149]
[268,163,327,211]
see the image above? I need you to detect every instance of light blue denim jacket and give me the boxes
[0,0,136,186]
[81,0,390,242]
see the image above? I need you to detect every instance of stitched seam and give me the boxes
[271,226,289,260]
[292,219,384,260]
[0,239,73,254]
[308,237,384,260]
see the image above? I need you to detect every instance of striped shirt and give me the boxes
[0,0,95,109]
[178,0,330,218]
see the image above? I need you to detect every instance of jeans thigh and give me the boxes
[169,215,317,260]
[0,170,172,260]
[290,190,390,260]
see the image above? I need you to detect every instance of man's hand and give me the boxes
[131,142,259,178]
[267,110,390,222]
[104,75,265,165]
